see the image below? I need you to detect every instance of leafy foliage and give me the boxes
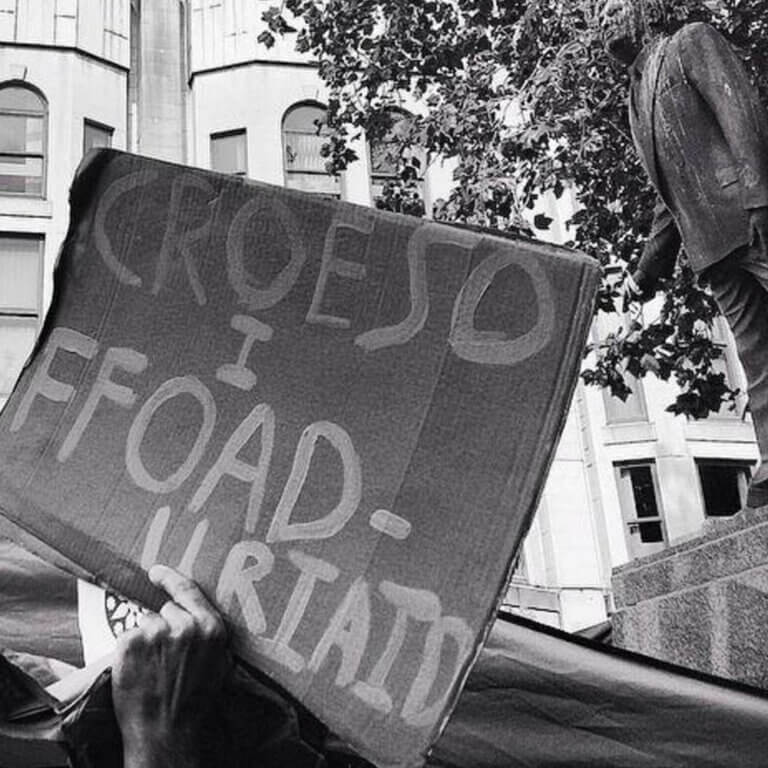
[260,0,768,417]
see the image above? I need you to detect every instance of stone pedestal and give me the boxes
[611,506,768,688]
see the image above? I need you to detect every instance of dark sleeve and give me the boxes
[680,23,768,210]
[632,200,681,296]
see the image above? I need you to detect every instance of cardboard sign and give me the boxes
[0,150,598,767]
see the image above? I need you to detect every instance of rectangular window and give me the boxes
[2,114,44,154]
[0,155,44,196]
[286,131,329,175]
[603,374,648,424]
[83,120,114,155]
[697,460,752,517]
[368,110,426,211]
[369,151,425,213]
[597,312,649,425]
[0,234,42,397]
[210,129,247,176]
[615,461,667,559]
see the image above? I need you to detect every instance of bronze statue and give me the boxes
[599,0,768,507]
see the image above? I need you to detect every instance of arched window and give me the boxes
[369,108,426,215]
[0,84,47,197]
[282,102,340,198]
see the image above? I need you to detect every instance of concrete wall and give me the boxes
[0,0,130,67]
[137,0,185,162]
[189,0,311,70]
[613,506,768,687]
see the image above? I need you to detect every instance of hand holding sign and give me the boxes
[112,565,230,768]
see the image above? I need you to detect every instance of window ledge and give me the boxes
[0,197,53,218]
[602,421,657,445]
[685,419,756,443]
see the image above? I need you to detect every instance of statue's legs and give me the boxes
[705,239,768,507]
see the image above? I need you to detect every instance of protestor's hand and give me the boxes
[749,207,768,251]
[112,565,230,768]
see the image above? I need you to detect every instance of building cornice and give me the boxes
[0,41,129,74]
[189,56,318,85]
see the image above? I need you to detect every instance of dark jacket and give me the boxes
[629,22,768,290]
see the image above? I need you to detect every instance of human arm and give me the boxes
[111,566,230,768]
[624,200,681,308]
[681,23,768,211]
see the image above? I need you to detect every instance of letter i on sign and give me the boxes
[217,314,274,391]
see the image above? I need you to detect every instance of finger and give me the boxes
[159,600,196,640]
[113,613,168,681]
[148,565,224,638]
[149,565,214,614]
[137,610,171,644]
